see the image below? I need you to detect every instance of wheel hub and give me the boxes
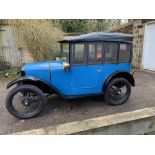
[21,98,31,106]
[117,89,121,95]
[112,87,121,95]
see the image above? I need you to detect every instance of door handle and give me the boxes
[97,69,102,73]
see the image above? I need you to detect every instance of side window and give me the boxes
[88,44,96,64]
[96,44,102,63]
[104,42,118,63]
[88,43,102,64]
[61,43,69,63]
[119,43,131,62]
[71,43,86,65]
[75,44,84,59]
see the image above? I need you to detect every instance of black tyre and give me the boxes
[105,78,131,106]
[6,84,46,119]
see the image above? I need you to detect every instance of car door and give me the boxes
[70,65,102,89]
[70,43,103,90]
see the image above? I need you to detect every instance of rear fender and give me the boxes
[103,71,135,90]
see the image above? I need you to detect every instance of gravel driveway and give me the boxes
[0,70,155,134]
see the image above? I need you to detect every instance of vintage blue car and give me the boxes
[6,32,135,119]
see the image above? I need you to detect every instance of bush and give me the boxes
[59,19,88,33]
[8,20,63,61]
[0,67,19,79]
[59,19,122,33]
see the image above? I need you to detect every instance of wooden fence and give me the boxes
[0,26,33,67]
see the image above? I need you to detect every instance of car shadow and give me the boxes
[42,94,106,116]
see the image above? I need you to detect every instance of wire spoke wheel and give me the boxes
[6,85,46,119]
[105,78,131,105]
[12,91,41,115]
[109,82,128,101]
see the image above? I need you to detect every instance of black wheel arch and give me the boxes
[103,71,135,90]
[7,76,56,94]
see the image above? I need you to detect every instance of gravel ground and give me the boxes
[0,70,155,134]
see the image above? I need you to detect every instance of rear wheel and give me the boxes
[105,78,131,106]
[6,85,46,119]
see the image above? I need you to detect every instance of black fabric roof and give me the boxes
[60,32,133,43]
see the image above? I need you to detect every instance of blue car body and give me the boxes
[25,61,131,98]
[7,32,135,99]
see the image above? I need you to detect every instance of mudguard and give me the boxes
[104,71,135,89]
[7,76,45,88]
[7,76,55,94]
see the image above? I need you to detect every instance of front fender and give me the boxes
[7,76,50,89]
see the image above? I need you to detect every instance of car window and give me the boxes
[61,43,69,63]
[88,43,102,64]
[88,44,96,59]
[88,44,96,64]
[96,44,102,63]
[104,42,118,63]
[74,44,84,59]
[119,43,131,62]
[71,43,86,65]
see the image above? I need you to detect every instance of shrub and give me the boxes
[0,67,19,79]
[8,20,63,61]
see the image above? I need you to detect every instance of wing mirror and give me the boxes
[63,62,70,71]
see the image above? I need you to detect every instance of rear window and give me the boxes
[119,43,131,62]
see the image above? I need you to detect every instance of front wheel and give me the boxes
[105,78,131,106]
[6,84,46,119]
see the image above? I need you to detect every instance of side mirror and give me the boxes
[63,62,70,71]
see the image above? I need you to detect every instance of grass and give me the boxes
[0,67,19,80]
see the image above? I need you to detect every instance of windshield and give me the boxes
[61,43,69,63]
